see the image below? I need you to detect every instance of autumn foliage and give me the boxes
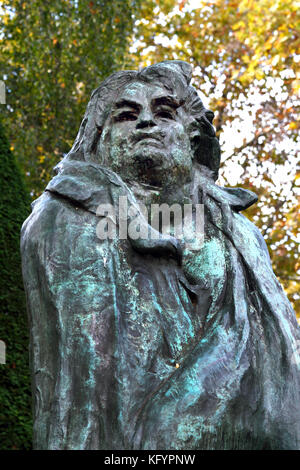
[130,0,300,315]
[0,0,299,316]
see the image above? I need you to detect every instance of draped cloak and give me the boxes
[20,158,300,450]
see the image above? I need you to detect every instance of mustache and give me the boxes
[131,129,167,144]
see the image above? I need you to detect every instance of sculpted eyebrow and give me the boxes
[152,96,180,109]
[114,99,141,111]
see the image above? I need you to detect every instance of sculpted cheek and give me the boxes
[171,132,191,155]
[166,123,189,146]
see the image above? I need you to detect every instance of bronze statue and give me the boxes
[21,61,300,450]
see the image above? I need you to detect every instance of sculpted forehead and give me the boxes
[117,81,175,106]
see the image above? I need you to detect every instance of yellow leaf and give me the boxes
[293,80,300,93]
[272,55,280,66]
[231,69,240,79]
[255,68,264,80]
[232,21,245,31]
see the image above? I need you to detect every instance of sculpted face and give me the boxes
[99,81,193,188]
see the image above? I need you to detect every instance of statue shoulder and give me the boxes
[233,211,272,265]
[20,191,72,252]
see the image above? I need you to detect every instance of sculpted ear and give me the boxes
[188,118,221,181]
[193,135,220,181]
[205,110,215,124]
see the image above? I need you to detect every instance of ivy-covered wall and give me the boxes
[0,120,32,449]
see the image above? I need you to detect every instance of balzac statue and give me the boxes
[21,61,300,450]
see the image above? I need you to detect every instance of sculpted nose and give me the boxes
[136,109,155,129]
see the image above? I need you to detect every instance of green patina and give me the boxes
[20,61,300,450]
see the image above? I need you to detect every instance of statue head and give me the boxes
[64,61,221,184]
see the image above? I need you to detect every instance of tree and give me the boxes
[0,120,31,449]
[0,0,298,314]
[129,0,300,316]
[0,0,142,197]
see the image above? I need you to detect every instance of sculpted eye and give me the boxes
[156,110,174,120]
[115,111,138,122]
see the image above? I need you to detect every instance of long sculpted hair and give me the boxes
[57,61,221,180]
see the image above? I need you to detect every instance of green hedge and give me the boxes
[0,120,32,449]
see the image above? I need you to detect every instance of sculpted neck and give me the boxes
[126,163,216,209]
[126,178,192,210]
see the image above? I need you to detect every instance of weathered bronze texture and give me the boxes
[21,61,300,450]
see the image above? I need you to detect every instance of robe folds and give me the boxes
[21,158,300,450]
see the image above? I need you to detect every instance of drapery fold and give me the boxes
[21,161,300,449]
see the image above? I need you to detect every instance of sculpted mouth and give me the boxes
[133,131,165,148]
[136,137,162,148]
